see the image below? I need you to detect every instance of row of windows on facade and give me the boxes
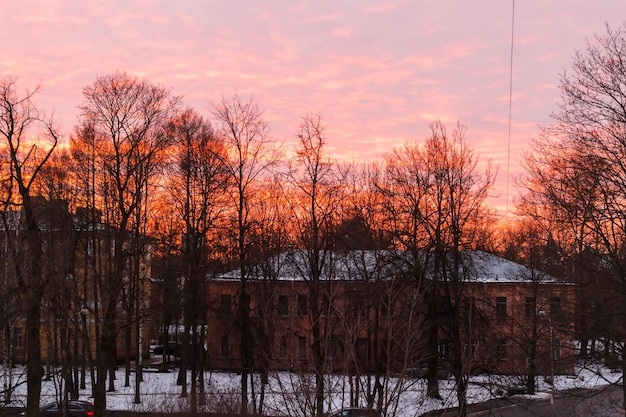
[219,294,563,318]
[219,294,325,317]
[219,333,310,360]
[219,333,564,363]
[439,338,562,362]
[465,295,562,319]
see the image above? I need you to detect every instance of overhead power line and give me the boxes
[506,0,515,217]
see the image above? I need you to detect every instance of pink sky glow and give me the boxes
[2,1,625,213]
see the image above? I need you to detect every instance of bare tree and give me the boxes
[336,164,428,414]
[377,137,438,399]
[210,93,280,414]
[0,204,21,404]
[35,153,87,402]
[76,71,180,417]
[69,120,105,396]
[519,21,626,407]
[0,76,58,417]
[244,177,290,415]
[282,113,348,417]
[378,122,494,415]
[521,113,612,361]
[424,122,494,415]
[163,108,228,409]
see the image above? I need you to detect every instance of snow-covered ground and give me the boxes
[1,363,623,417]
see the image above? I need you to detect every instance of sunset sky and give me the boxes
[2,1,624,212]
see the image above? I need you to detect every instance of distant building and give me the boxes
[204,250,576,377]
[0,197,153,366]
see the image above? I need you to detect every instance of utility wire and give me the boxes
[506,0,515,218]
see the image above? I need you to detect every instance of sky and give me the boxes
[2,1,625,213]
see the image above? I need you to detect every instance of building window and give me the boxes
[12,327,23,349]
[496,297,507,318]
[221,335,229,357]
[496,339,508,361]
[220,294,231,315]
[551,339,561,361]
[464,341,477,359]
[298,336,307,359]
[381,296,393,318]
[464,296,476,319]
[279,336,288,358]
[525,297,536,318]
[550,296,561,316]
[278,295,289,317]
[323,293,335,316]
[356,337,368,354]
[354,294,367,317]
[297,294,307,317]
[438,339,449,360]
[329,335,342,359]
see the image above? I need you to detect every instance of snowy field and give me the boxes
[1,362,623,417]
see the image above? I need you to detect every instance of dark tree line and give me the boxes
[518,21,626,409]
[0,72,496,417]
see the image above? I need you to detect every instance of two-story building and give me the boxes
[203,250,576,377]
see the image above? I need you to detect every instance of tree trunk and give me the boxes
[22,204,45,417]
[456,376,468,417]
[426,294,441,399]
[25,293,44,417]
[310,282,325,417]
[94,303,117,417]
[239,283,250,415]
[622,355,626,415]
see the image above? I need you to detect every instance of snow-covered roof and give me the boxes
[213,250,562,284]
[459,250,558,283]
[214,250,407,282]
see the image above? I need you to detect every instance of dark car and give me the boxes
[328,408,381,417]
[38,400,94,417]
[152,341,183,358]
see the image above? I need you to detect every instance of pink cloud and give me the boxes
[1,0,624,212]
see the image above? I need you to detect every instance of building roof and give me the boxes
[459,250,558,283]
[213,250,562,284]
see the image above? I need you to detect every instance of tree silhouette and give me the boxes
[210,93,280,414]
[0,76,58,417]
[76,71,180,417]
[520,21,626,408]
